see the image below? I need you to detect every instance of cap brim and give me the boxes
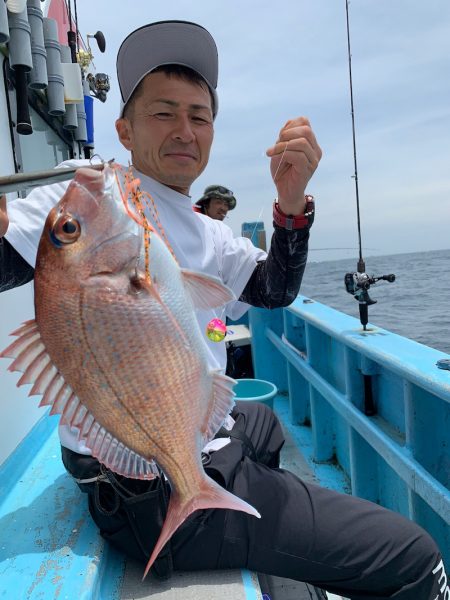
[117,21,218,117]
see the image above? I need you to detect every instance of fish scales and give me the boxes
[1,166,260,579]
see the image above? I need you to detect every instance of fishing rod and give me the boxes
[0,161,109,194]
[343,0,395,330]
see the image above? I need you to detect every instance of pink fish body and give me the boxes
[1,166,260,578]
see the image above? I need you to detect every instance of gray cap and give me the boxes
[117,20,218,118]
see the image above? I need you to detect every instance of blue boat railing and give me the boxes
[249,295,450,569]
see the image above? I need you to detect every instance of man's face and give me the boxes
[204,197,230,221]
[116,71,214,195]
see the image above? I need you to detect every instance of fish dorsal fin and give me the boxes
[1,319,159,480]
[181,269,235,309]
[202,370,236,444]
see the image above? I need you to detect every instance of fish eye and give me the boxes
[51,215,81,245]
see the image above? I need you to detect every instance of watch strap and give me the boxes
[273,195,314,230]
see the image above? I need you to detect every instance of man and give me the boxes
[194,185,236,220]
[0,21,443,599]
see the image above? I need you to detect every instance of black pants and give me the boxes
[62,401,444,599]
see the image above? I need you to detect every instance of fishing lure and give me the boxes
[114,164,229,343]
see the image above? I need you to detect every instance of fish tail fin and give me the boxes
[142,477,260,580]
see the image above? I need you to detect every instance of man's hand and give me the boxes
[0,195,8,237]
[266,117,322,215]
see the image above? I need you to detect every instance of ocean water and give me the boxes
[300,248,450,355]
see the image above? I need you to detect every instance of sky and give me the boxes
[76,0,450,263]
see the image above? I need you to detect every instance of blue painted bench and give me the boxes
[0,414,125,599]
[0,413,263,600]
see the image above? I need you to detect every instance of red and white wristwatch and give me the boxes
[272,195,315,230]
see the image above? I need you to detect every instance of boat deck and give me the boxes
[1,294,448,598]
[0,394,347,599]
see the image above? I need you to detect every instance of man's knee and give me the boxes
[397,524,444,597]
[412,527,442,575]
[410,522,441,565]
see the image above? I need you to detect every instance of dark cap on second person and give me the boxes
[195,185,236,210]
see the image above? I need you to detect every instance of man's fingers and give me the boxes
[266,122,322,161]
[267,137,321,168]
[281,116,311,131]
[0,194,9,237]
[279,125,320,149]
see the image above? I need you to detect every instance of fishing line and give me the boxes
[247,141,289,245]
[208,142,291,341]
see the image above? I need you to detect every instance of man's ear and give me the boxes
[115,118,133,151]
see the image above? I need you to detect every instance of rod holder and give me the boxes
[7,7,32,71]
[27,0,47,90]
[43,17,65,116]
[0,0,9,44]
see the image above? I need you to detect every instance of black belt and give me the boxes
[214,425,258,462]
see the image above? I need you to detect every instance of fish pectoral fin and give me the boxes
[201,370,236,444]
[0,319,159,481]
[181,269,235,309]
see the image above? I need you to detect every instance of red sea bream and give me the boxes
[0,166,260,577]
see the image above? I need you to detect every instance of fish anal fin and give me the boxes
[201,370,236,444]
[181,270,235,309]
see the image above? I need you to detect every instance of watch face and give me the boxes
[304,198,315,216]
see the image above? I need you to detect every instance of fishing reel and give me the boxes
[86,72,110,103]
[77,31,110,103]
[345,259,395,330]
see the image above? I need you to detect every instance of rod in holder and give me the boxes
[342,2,396,331]
[345,260,396,330]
